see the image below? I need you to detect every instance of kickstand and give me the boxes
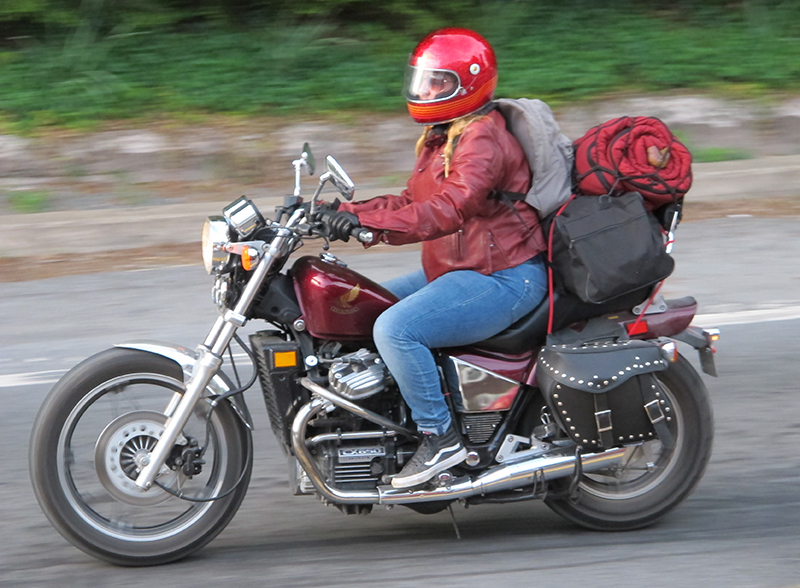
[447,504,462,540]
[568,446,583,503]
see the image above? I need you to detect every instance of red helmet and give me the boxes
[403,28,498,125]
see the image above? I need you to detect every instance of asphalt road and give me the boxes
[1,217,800,587]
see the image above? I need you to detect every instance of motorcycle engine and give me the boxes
[292,436,397,494]
[295,350,405,493]
[328,349,392,400]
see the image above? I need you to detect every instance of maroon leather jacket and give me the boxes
[340,110,546,282]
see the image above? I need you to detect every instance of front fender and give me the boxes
[115,340,254,430]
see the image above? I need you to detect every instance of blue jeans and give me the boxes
[375,256,547,435]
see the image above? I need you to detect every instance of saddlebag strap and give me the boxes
[641,376,675,449]
[593,393,614,449]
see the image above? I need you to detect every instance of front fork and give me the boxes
[134,210,303,490]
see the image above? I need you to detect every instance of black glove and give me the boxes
[315,198,340,215]
[319,209,360,242]
[304,198,340,220]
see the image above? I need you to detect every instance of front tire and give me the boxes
[545,354,713,530]
[29,348,252,565]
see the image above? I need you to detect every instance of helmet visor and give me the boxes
[404,64,461,103]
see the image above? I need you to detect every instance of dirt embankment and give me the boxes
[1,94,799,281]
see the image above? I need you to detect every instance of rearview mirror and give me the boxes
[301,142,315,176]
[325,155,355,201]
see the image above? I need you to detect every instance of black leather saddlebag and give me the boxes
[536,338,674,451]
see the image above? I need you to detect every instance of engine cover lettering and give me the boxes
[338,446,386,463]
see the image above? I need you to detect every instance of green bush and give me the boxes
[0,1,799,127]
[5,189,51,213]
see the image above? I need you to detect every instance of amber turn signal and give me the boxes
[659,340,679,363]
[272,351,298,368]
[242,247,258,271]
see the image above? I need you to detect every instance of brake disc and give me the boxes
[94,410,186,506]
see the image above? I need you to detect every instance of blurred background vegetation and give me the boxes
[0,0,799,130]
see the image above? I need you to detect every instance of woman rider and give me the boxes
[322,28,549,489]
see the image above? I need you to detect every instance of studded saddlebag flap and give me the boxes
[536,339,674,451]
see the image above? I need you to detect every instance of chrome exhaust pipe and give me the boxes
[291,395,627,506]
[378,446,625,504]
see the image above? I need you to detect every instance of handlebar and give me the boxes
[351,227,374,244]
[295,216,373,244]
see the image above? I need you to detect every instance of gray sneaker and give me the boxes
[391,427,467,489]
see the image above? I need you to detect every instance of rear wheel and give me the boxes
[545,355,713,530]
[29,348,252,565]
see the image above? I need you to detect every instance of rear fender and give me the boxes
[115,340,254,429]
[612,297,719,377]
[671,327,720,377]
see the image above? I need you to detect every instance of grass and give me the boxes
[0,3,799,130]
[5,190,52,213]
[692,147,754,163]
[673,128,756,163]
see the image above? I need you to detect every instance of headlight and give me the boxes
[202,216,231,274]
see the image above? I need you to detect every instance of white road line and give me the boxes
[2,307,799,389]
[694,305,800,327]
[0,353,253,389]
[0,370,65,388]
[701,164,800,176]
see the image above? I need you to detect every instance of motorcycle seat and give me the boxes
[475,287,651,355]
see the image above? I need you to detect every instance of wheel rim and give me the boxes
[578,380,683,500]
[56,372,231,542]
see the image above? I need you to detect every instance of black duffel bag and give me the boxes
[548,192,674,304]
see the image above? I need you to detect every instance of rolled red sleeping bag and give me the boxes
[573,116,692,210]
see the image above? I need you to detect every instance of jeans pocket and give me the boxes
[509,263,547,322]
[509,278,534,322]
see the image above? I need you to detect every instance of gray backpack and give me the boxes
[493,98,574,217]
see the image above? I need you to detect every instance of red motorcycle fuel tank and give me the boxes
[292,255,398,340]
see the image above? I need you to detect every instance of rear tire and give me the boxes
[544,354,713,530]
[29,348,252,565]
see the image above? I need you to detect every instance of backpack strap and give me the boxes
[492,190,526,202]
[490,190,535,237]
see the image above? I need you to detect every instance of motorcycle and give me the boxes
[29,145,719,565]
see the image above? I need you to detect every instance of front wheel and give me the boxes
[545,354,713,530]
[29,348,252,565]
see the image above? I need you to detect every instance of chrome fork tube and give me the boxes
[202,316,226,349]
[135,212,304,491]
[164,391,184,418]
[135,350,224,489]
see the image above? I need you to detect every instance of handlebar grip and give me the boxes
[352,227,374,244]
